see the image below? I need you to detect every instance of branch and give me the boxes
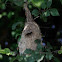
[39,50,61,54]
[34,16,40,20]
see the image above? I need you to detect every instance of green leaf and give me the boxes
[0,48,14,56]
[28,5,32,9]
[0,50,6,54]
[34,54,41,61]
[47,0,52,8]
[40,14,47,22]
[11,31,16,37]
[58,50,62,54]
[4,48,13,56]
[31,52,42,61]
[37,44,42,51]
[35,39,41,44]
[47,42,53,50]
[2,12,7,16]
[60,0,62,4]
[54,57,60,62]
[31,0,44,8]
[13,0,24,6]
[46,53,53,60]
[1,3,6,9]
[4,48,10,53]
[28,0,32,3]
[7,12,13,18]
[0,54,3,59]
[12,22,24,30]
[0,45,1,50]
[41,0,52,9]
[32,9,39,17]
[41,1,46,9]
[15,33,20,39]
[58,46,62,54]
[43,10,50,17]
[50,8,60,16]
[60,46,62,50]
[27,56,35,62]
[17,35,21,42]
[46,49,51,52]
[10,57,16,62]
[24,49,34,54]
[0,14,2,19]
[18,55,27,62]
[16,56,22,61]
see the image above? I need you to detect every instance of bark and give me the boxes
[18,1,42,54]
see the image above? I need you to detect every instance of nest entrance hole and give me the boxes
[25,32,33,37]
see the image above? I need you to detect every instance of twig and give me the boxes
[34,16,40,20]
[39,50,60,54]
[52,50,59,53]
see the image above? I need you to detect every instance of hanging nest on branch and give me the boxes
[18,1,42,54]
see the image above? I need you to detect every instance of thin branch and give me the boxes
[52,50,59,53]
[34,16,40,20]
[39,50,61,54]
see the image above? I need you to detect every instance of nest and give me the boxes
[18,2,42,54]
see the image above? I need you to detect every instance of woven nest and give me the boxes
[18,21,42,54]
[18,2,42,54]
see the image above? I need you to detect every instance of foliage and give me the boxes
[58,46,62,54]
[0,40,62,62]
[32,9,39,17]
[0,45,15,57]
[0,0,62,62]
[60,0,62,4]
